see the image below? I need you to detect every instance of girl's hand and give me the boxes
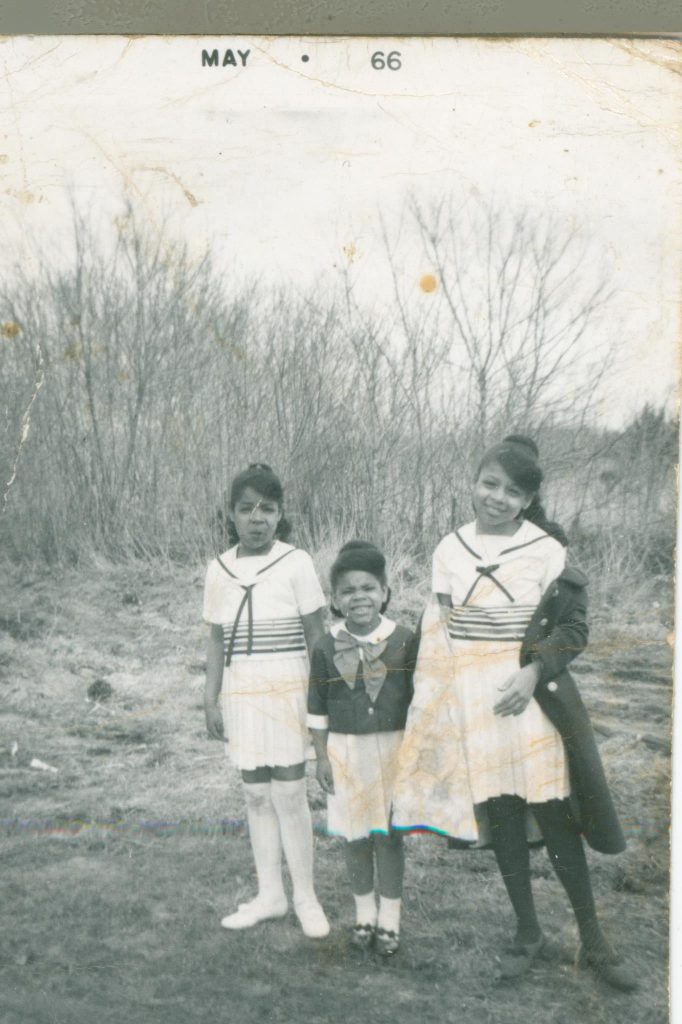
[205,704,227,741]
[493,663,541,717]
[315,757,335,795]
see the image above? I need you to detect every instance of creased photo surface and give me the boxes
[0,36,678,1024]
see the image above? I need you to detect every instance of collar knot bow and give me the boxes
[333,629,388,701]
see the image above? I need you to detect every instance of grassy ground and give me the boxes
[0,559,672,1024]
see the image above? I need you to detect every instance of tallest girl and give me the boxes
[392,435,636,990]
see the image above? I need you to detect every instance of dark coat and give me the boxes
[308,625,416,735]
[521,565,626,854]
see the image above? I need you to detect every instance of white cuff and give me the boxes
[307,713,329,730]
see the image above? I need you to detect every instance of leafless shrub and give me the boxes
[0,197,674,608]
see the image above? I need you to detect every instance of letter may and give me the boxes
[201,49,251,67]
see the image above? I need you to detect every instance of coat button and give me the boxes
[368,707,375,715]
[547,681,558,693]
[540,618,548,626]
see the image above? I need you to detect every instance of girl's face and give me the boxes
[473,459,532,534]
[333,570,387,634]
[230,486,282,555]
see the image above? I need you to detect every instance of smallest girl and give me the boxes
[307,542,415,956]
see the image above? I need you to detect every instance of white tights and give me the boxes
[269,777,317,905]
[243,777,317,906]
[242,781,285,904]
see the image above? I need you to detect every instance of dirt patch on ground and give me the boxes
[0,561,671,1024]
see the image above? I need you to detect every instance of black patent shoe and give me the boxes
[577,945,639,992]
[350,923,375,951]
[375,927,400,957]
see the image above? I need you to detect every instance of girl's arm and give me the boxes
[204,624,226,741]
[435,592,453,626]
[527,581,589,685]
[433,537,453,613]
[495,578,589,717]
[309,727,334,794]
[301,607,326,656]
[307,642,334,793]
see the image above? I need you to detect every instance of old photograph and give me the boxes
[0,36,678,1023]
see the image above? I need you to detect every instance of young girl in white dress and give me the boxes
[392,436,636,990]
[203,463,329,938]
[308,542,415,957]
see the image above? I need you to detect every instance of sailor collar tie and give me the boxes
[455,527,550,606]
[216,546,296,665]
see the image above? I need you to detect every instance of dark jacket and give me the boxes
[521,566,626,854]
[308,625,416,735]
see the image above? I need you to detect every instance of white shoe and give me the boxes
[221,896,288,930]
[237,892,286,913]
[294,897,330,939]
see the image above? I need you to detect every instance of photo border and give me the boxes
[0,0,680,36]
[1,1,678,1020]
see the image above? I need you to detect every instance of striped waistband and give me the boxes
[447,605,535,642]
[222,617,306,660]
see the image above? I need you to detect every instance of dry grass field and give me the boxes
[0,559,672,1024]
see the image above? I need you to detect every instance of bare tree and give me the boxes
[409,195,614,447]
[3,193,668,593]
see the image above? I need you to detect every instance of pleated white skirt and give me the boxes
[327,730,404,841]
[220,655,309,770]
[392,603,569,842]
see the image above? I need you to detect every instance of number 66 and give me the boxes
[371,51,402,70]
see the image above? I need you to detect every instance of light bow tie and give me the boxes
[333,629,388,702]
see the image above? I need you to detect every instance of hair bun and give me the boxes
[339,540,380,554]
[331,540,387,587]
[248,462,273,472]
[502,435,539,458]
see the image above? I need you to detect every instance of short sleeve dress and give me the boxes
[392,519,570,842]
[203,541,326,770]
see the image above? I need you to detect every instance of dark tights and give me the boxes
[344,832,405,900]
[486,795,607,951]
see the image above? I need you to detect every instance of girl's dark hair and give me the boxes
[476,435,569,547]
[225,463,292,545]
[330,540,391,617]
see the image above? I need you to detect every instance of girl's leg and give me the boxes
[344,838,377,928]
[374,831,404,954]
[530,799,607,953]
[487,795,542,945]
[221,768,287,929]
[270,763,329,938]
[530,799,637,990]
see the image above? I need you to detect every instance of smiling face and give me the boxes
[229,485,282,555]
[473,459,532,535]
[333,570,387,635]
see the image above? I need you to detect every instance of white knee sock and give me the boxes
[378,896,401,935]
[242,781,285,906]
[353,891,377,927]
[270,777,317,905]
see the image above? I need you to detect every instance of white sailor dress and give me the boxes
[203,541,326,770]
[392,519,570,842]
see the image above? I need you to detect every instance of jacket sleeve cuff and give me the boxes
[307,713,329,730]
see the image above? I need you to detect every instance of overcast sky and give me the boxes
[0,36,679,425]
